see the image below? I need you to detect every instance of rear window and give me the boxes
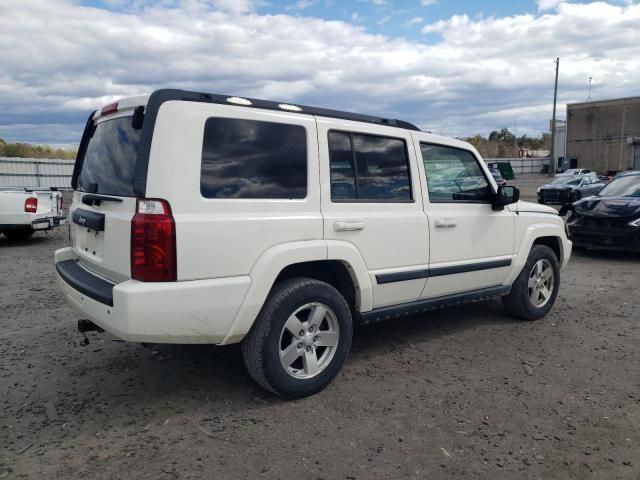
[201,118,307,199]
[77,116,141,197]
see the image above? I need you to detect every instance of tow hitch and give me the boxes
[77,319,103,346]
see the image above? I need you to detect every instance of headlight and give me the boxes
[628,218,640,228]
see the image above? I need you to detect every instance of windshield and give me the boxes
[551,176,581,185]
[598,175,640,197]
[77,116,141,197]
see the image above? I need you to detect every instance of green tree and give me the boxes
[0,141,76,159]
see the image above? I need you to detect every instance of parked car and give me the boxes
[490,168,507,187]
[0,188,65,239]
[566,171,640,251]
[55,89,572,398]
[556,168,592,177]
[612,170,639,179]
[537,173,605,205]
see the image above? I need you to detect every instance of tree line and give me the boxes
[463,128,552,159]
[0,138,77,160]
[0,127,550,161]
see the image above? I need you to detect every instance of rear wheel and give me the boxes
[3,227,35,240]
[242,277,353,398]
[503,245,560,320]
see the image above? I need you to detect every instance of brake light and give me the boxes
[101,102,118,116]
[130,199,176,282]
[24,197,38,213]
[58,196,63,213]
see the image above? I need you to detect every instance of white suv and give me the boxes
[55,89,571,398]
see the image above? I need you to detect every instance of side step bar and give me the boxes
[359,285,511,325]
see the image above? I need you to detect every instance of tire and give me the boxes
[538,198,545,205]
[241,277,353,398]
[502,245,560,321]
[3,227,35,240]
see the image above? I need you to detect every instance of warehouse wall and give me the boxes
[566,97,640,174]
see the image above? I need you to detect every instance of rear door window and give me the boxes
[77,116,141,197]
[200,118,307,199]
[328,131,412,202]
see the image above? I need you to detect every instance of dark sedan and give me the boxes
[537,174,605,205]
[566,172,640,251]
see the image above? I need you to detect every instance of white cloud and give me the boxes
[285,0,315,11]
[0,0,639,144]
[406,16,424,26]
[537,0,565,10]
[421,0,438,6]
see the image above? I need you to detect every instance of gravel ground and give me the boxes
[1,179,639,479]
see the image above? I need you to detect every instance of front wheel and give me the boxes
[503,245,560,320]
[241,277,353,398]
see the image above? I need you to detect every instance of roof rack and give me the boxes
[148,89,421,131]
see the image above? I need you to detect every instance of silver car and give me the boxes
[537,173,606,205]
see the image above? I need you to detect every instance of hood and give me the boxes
[540,183,575,191]
[573,196,640,219]
[507,201,558,215]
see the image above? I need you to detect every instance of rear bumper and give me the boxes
[32,215,66,230]
[55,247,251,344]
[568,225,640,251]
[0,214,65,231]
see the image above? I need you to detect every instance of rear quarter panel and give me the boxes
[145,101,323,281]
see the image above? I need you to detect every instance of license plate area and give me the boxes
[74,224,105,259]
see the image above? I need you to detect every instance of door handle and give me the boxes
[334,221,365,232]
[434,218,457,228]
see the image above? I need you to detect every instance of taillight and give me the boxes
[131,199,176,282]
[101,102,118,116]
[24,197,38,213]
[58,196,63,213]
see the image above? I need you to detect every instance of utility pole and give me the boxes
[588,76,592,100]
[550,57,559,176]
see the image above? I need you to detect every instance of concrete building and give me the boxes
[566,96,640,174]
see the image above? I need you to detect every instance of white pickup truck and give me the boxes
[0,188,66,239]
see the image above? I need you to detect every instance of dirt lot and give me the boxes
[1,179,639,479]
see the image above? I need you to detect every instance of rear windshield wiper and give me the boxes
[82,194,124,206]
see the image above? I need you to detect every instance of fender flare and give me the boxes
[505,222,568,285]
[220,240,372,344]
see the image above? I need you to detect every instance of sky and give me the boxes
[0,0,639,147]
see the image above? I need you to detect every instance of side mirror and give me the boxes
[493,185,520,210]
